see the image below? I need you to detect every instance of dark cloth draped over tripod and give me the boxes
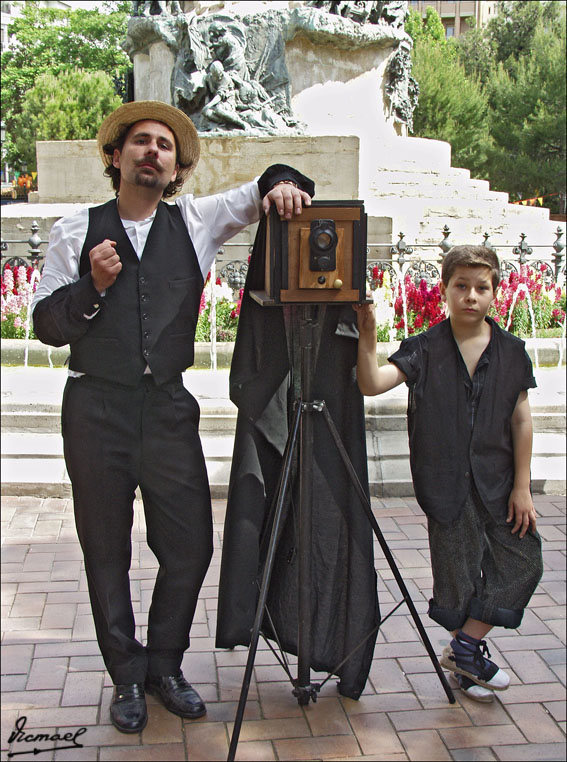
[215,216,380,700]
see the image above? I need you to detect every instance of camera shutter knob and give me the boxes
[333,279,343,289]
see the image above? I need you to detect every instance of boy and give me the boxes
[355,245,543,702]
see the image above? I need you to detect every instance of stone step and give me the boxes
[2,428,564,458]
[2,428,565,499]
[375,184,510,205]
[369,174,507,204]
[2,366,564,498]
[2,402,564,434]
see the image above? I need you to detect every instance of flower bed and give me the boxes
[2,263,564,342]
[1,264,39,340]
[368,264,565,341]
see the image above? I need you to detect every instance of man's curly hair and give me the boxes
[102,121,194,199]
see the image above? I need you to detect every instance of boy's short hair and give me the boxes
[442,245,501,290]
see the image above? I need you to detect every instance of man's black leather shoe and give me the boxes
[145,672,206,718]
[110,683,147,733]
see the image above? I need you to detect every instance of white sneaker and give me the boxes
[454,674,494,703]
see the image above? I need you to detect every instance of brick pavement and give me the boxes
[1,494,565,761]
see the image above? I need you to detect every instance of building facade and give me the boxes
[408,0,498,37]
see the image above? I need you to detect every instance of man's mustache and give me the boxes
[136,158,160,170]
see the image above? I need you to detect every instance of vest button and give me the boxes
[142,313,149,320]
[464,471,470,478]
[144,331,150,339]
[143,349,150,357]
[139,276,146,285]
[141,294,149,302]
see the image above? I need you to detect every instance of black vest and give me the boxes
[407,319,532,523]
[69,199,204,386]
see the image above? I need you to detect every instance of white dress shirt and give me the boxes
[32,179,262,311]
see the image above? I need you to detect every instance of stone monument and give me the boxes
[124,1,416,139]
[28,0,560,250]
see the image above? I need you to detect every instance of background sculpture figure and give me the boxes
[124,1,416,137]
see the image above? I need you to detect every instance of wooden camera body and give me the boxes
[251,200,368,306]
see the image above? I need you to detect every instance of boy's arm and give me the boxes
[507,390,537,538]
[354,303,407,395]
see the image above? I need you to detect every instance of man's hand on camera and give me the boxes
[262,181,312,219]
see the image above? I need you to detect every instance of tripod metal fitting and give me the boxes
[292,682,321,705]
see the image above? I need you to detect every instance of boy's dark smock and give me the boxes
[388,317,542,630]
[389,317,537,524]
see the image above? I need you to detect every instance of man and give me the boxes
[32,100,313,733]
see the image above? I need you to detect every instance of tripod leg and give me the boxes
[320,404,456,704]
[227,402,303,761]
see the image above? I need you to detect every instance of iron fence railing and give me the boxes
[2,220,565,368]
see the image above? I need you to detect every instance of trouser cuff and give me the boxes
[468,597,524,629]
[428,597,525,631]
[427,599,467,631]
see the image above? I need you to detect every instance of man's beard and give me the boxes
[134,168,165,190]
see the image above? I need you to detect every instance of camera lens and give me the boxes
[314,232,333,250]
[309,219,338,272]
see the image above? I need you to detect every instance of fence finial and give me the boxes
[439,225,452,255]
[513,233,532,264]
[391,232,412,266]
[27,221,43,270]
[552,227,564,279]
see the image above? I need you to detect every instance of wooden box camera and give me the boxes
[251,200,368,305]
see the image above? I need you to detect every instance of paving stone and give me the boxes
[543,702,566,723]
[26,657,68,691]
[388,706,472,731]
[504,651,560,684]
[61,672,103,707]
[369,658,412,694]
[0,492,564,761]
[304,696,351,736]
[342,691,421,715]
[99,744,185,761]
[1,644,34,675]
[439,724,527,749]
[204,700,262,723]
[497,682,567,704]
[184,721,229,761]
[538,648,566,667]
[274,734,362,760]
[257,682,304,720]
[41,603,77,631]
[229,716,311,742]
[398,728,452,760]
[349,713,405,755]
[494,742,566,760]
[451,749,498,761]
[504,703,565,743]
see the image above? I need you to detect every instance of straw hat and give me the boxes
[97,100,200,174]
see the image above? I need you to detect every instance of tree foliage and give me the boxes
[406,1,566,213]
[410,41,490,178]
[405,7,490,177]
[1,1,131,170]
[486,23,566,203]
[405,6,446,45]
[12,69,124,172]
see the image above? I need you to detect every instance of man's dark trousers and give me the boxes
[62,372,213,685]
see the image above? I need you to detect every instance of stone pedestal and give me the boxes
[133,41,175,103]
[35,134,360,203]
